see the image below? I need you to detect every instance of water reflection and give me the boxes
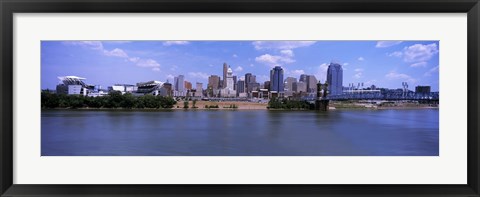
[41,109,439,156]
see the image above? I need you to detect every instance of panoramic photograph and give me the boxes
[41,40,439,156]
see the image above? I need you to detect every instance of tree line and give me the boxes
[267,97,314,110]
[41,91,177,109]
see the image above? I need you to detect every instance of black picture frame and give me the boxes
[1,0,479,196]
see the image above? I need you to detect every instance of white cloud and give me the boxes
[239,76,245,81]
[255,54,295,67]
[403,43,439,62]
[103,48,128,58]
[385,71,416,83]
[343,63,349,66]
[63,41,167,72]
[410,61,428,67]
[163,41,190,46]
[290,69,305,76]
[385,71,411,80]
[170,65,178,71]
[280,49,294,57]
[232,54,238,58]
[424,65,439,76]
[252,41,316,50]
[387,51,403,57]
[103,41,131,44]
[376,41,403,48]
[188,72,209,79]
[250,64,255,67]
[354,68,364,72]
[64,41,130,59]
[358,57,365,61]
[63,41,104,50]
[136,59,160,68]
[354,68,364,79]
[315,63,329,82]
[128,57,140,62]
[234,66,243,72]
[166,74,174,79]
[354,73,363,79]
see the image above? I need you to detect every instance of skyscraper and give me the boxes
[196,82,203,96]
[208,75,220,90]
[223,63,228,88]
[245,73,257,93]
[245,73,255,84]
[264,81,270,91]
[196,82,203,91]
[221,66,237,97]
[270,66,284,92]
[307,75,318,93]
[184,81,192,90]
[174,75,185,92]
[299,74,317,93]
[237,80,245,93]
[226,67,234,90]
[233,75,237,90]
[284,77,297,91]
[327,62,343,95]
[292,81,306,92]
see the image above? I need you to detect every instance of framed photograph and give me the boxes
[1,0,479,196]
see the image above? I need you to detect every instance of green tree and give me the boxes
[120,93,136,109]
[192,99,197,108]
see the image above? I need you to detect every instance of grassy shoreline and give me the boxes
[42,105,438,111]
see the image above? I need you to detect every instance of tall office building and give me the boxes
[223,63,228,88]
[184,81,192,90]
[307,75,318,93]
[284,77,297,91]
[245,73,257,92]
[327,62,343,95]
[221,67,237,97]
[208,75,220,90]
[299,74,308,83]
[163,81,173,96]
[245,73,256,84]
[195,82,203,97]
[247,82,260,93]
[264,81,271,91]
[415,86,431,94]
[237,80,245,93]
[292,81,307,92]
[270,66,284,92]
[196,82,203,91]
[299,74,317,93]
[226,67,234,90]
[174,75,185,92]
[233,75,237,90]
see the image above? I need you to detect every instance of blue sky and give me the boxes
[41,41,439,91]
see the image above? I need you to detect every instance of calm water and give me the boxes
[41,109,439,156]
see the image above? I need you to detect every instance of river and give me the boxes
[41,109,439,156]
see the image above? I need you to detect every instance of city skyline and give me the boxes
[41,41,439,91]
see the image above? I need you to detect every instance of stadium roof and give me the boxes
[58,76,87,86]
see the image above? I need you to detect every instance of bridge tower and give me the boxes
[315,81,329,111]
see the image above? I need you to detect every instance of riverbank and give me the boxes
[330,101,438,110]
[42,101,438,111]
[174,100,268,110]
